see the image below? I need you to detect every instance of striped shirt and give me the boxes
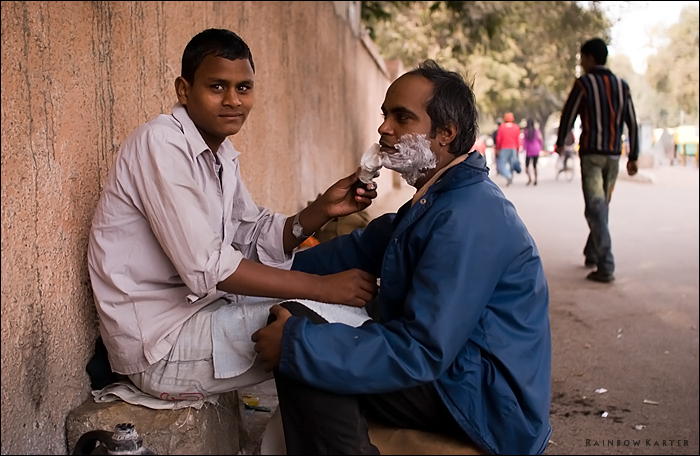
[556,66,639,161]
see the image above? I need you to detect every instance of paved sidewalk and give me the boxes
[500,157,699,455]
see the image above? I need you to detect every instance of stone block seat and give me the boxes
[66,390,249,455]
[258,402,485,455]
[66,388,484,455]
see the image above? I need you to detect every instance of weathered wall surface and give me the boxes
[0,1,390,453]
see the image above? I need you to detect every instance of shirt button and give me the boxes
[420,198,427,205]
[394,238,398,243]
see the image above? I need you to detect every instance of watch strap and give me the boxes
[292,212,310,240]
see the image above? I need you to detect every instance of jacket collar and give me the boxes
[393,151,489,238]
[427,150,489,195]
[412,153,470,206]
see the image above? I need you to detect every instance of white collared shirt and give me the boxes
[88,103,292,374]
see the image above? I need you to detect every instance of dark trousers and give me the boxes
[272,301,467,455]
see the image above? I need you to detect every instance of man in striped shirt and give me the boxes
[555,37,639,283]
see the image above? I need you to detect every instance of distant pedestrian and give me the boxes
[495,112,521,186]
[522,118,543,186]
[555,37,639,283]
[491,117,503,175]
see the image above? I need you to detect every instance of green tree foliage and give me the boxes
[608,54,675,128]
[362,1,507,50]
[362,1,610,143]
[493,1,610,144]
[645,4,699,126]
[361,1,413,39]
[362,1,510,67]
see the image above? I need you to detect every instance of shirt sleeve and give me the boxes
[225,158,292,270]
[557,80,584,148]
[624,89,640,161]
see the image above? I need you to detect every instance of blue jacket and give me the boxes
[282,152,552,455]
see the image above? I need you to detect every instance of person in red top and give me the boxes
[495,112,521,186]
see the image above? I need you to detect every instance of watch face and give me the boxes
[293,223,304,238]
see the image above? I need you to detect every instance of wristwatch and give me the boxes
[291,212,310,240]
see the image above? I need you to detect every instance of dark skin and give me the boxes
[252,73,458,372]
[175,54,379,307]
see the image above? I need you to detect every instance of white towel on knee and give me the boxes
[93,380,218,410]
[211,297,370,379]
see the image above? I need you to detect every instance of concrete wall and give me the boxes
[0,1,391,453]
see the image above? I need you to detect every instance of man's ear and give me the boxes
[440,123,458,145]
[174,76,190,105]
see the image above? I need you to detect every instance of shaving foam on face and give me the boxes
[381,133,437,186]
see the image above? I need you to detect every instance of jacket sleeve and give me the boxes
[278,201,518,394]
[291,213,396,277]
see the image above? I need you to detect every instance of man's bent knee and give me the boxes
[268,301,328,325]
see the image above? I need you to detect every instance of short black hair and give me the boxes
[181,28,255,84]
[580,38,608,65]
[405,60,478,156]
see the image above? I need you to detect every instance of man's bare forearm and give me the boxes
[282,200,330,253]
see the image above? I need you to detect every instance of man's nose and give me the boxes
[224,89,242,106]
[378,119,392,136]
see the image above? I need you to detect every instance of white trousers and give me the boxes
[129,297,370,400]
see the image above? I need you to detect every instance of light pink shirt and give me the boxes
[88,103,293,375]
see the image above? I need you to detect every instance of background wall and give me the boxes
[0,1,391,453]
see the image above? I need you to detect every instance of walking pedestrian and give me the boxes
[495,112,521,186]
[522,118,543,186]
[555,37,639,283]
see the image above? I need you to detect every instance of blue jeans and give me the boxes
[580,154,620,275]
[498,149,518,180]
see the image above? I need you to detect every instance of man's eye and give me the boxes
[211,84,224,91]
[237,85,251,92]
